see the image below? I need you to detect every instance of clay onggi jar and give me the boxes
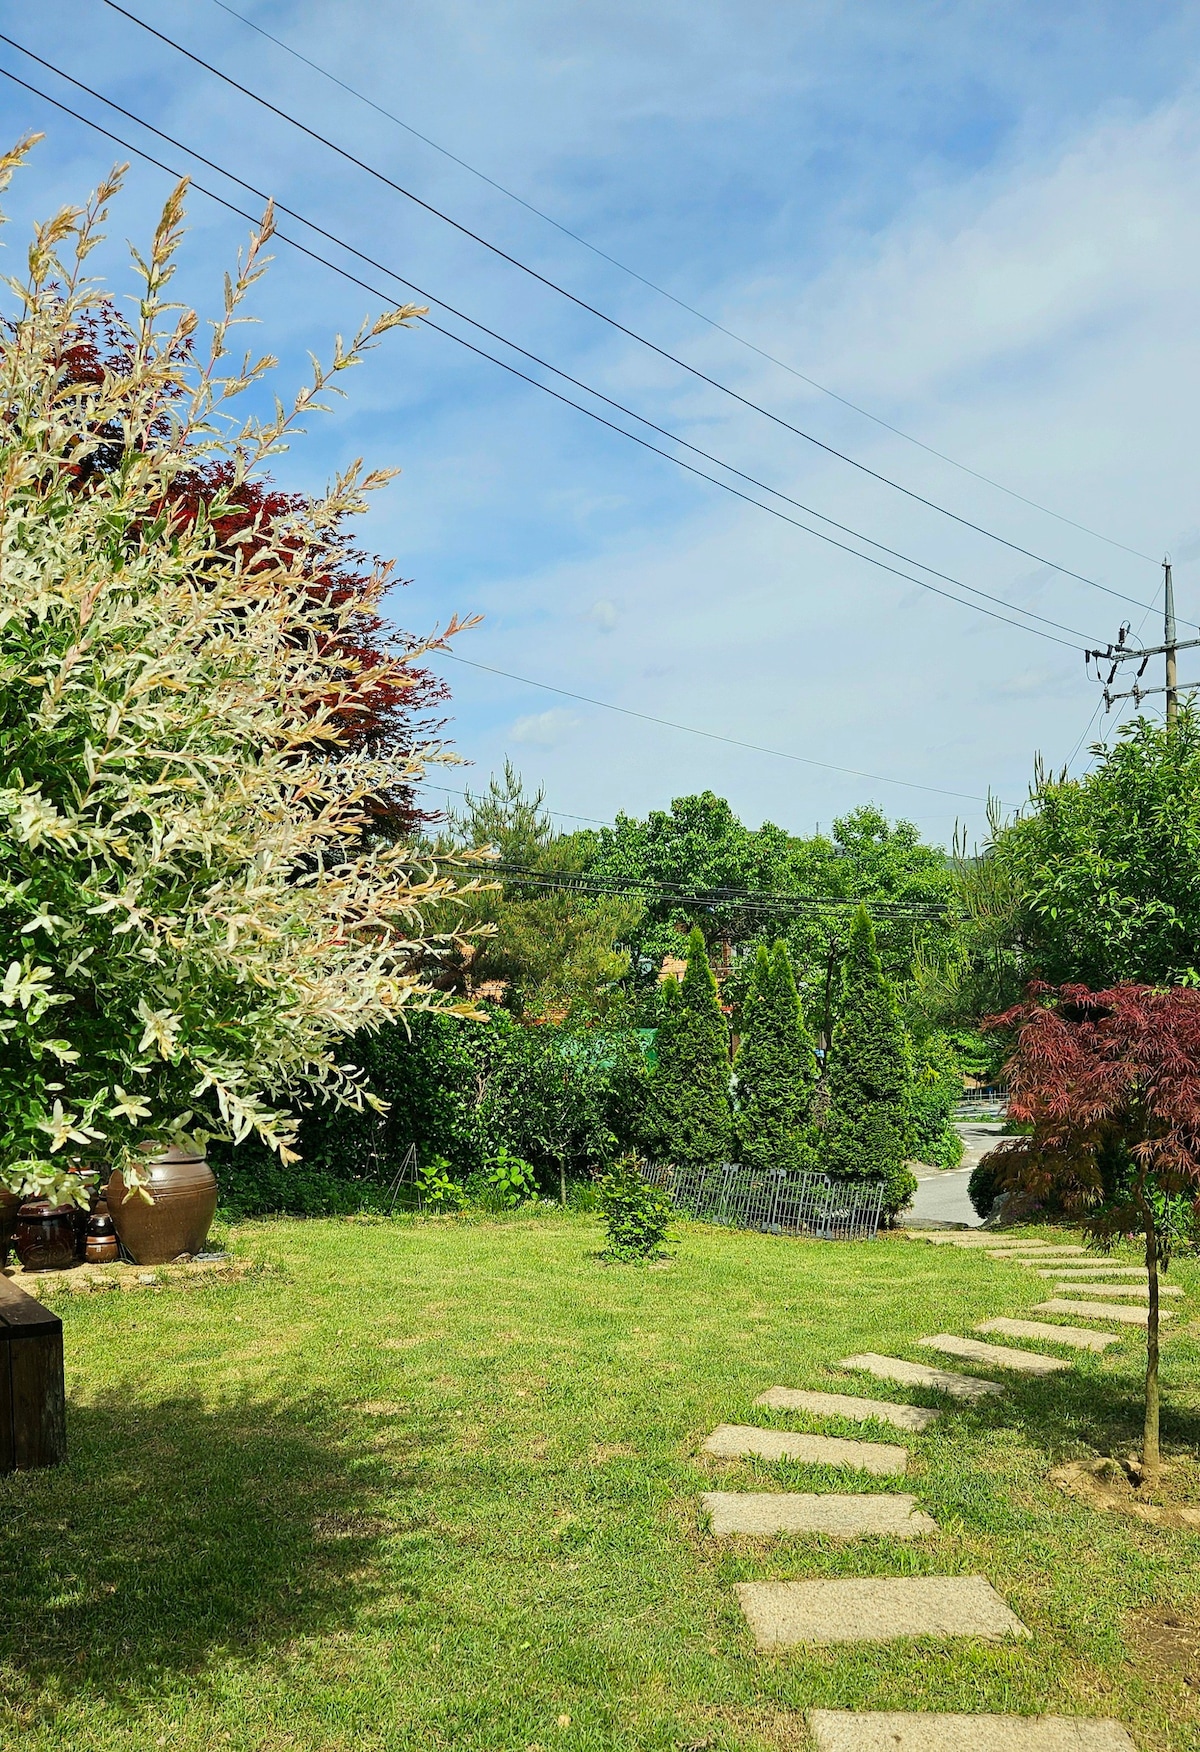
[14,1201,78,1272]
[0,1185,20,1269]
[106,1144,218,1265]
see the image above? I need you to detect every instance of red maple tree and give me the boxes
[55,307,450,836]
[986,982,1200,1483]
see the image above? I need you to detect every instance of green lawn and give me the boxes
[3,1213,1200,1751]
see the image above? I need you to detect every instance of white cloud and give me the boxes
[508,709,580,747]
[588,599,619,631]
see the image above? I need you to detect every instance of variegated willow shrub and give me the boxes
[0,140,485,1205]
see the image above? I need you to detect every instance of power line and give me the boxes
[99,0,1159,616]
[440,652,990,803]
[204,0,1158,571]
[488,863,946,919]
[0,46,1101,651]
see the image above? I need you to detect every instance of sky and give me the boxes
[2,1,1200,847]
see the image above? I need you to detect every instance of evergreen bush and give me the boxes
[822,905,917,1216]
[598,1156,676,1259]
[733,941,819,1173]
[907,1035,965,1169]
[651,927,732,1165]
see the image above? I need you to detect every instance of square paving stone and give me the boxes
[754,1387,940,1432]
[701,1490,936,1537]
[735,1575,1030,1647]
[701,1423,906,1474]
[1054,1282,1182,1298]
[918,1334,1070,1375]
[976,1318,1118,1353]
[923,1236,1051,1249]
[806,1711,1135,1750]
[839,1353,1004,1400]
[1035,1299,1172,1326]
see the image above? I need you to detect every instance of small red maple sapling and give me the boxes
[985,982,1200,1486]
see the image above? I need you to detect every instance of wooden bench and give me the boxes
[0,1274,66,1471]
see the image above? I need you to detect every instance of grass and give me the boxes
[3,1213,1200,1751]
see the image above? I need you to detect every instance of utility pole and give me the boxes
[1164,556,1178,727]
[1088,557,1199,719]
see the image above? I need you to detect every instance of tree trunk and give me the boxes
[1143,1208,1161,1487]
[559,1159,567,1208]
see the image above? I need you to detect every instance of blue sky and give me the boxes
[3,1,1200,844]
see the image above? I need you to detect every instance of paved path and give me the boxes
[902,1121,1007,1229]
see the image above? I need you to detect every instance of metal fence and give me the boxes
[641,1161,886,1241]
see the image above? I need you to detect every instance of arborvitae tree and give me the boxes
[822,905,917,1216]
[734,941,818,1173]
[651,927,732,1165]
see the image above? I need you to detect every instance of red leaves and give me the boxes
[984,982,1200,1206]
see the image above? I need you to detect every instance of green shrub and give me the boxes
[598,1157,676,1260]
[968,1157,1001,1219]
[733,941,819,1173]
[907,1034,965,1169]
[464,1146,538,1210]
[651,927,732,1165]
[822,905,917,1217]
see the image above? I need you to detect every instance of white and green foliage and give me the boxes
[0,147,482,1202]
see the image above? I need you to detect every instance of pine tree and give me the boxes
[734,941,818,1173]
[822,905,917,1215]
[651,927,732,1165]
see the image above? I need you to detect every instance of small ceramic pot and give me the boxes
[0,1185,20,1269]
[106,1144,218,1265]
[84,1206,120,1265]
[14,1201,78,1272]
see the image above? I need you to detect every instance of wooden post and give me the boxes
[0,1275,66,1472]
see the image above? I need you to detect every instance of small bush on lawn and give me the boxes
[968,1156,1001,1219]
[598,1157,676,1260]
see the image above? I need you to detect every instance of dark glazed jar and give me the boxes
[14,1201,78,1272]
[84,1204,120,1265]
[106,1144,218,1265]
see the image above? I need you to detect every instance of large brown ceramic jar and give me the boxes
[14,1201,78,1271]
[0,1185,20,1268]
[106,1144,218,1265]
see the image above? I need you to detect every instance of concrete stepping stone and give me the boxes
[922,1235,1051,1249]
[1035,1299,1172,1326]
[976,1318,1118,1353]
[701,1423,906,1475]
[991,1247,1086,1260]
[1053,1281,1182,1298]
[918,1333,1070,1375]
[839,1352,1004,1401]
[701,1490,936,1537]
[806,1710,1136,1750]
[734,1575,1030,1647]
[754,1386,940,1433]
[1035,1265,1149,1278]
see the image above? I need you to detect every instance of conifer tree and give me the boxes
[822,905,917,1215]
[734,941,818,1173]
[651,927,732,1165]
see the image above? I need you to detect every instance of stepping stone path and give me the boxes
[806,1711,1136,1750]
[918,1333,1070,1376]
[976,1318,1118,1353]
[701,1490,936,1538]
[1053,1281,1182,1298]
[713,1233,1137,1747]
[753,1386,940,1432]
[839,1352,1004,1400]
[701,1422,907,1475]
[734,1575,1030,1647]
[1036,1298,1169,1326]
